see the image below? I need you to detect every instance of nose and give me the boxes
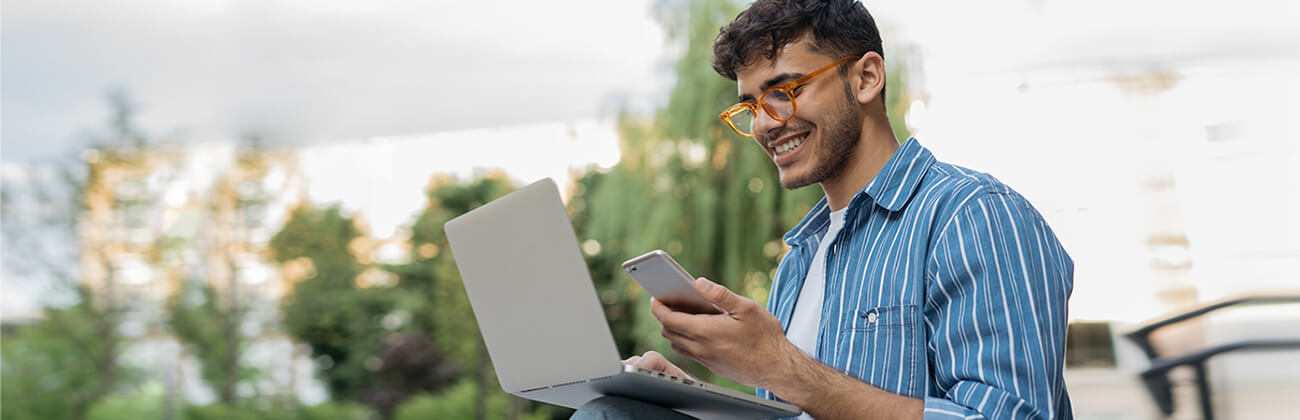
[751,108,786,144]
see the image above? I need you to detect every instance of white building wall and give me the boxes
[873,0,1300,417]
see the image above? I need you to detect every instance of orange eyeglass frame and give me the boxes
[718,55,861,137]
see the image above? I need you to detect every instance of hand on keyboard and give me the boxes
[622,350,696,381]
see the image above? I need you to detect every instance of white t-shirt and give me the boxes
[787,207,848,359]
[786,207,847,420]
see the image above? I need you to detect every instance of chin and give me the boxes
[777,169,816,190]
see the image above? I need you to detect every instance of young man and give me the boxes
[576,1,1073,419]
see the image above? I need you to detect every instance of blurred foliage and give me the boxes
[292,401,373,420]
[269,175,549,419]
[84,385,165,420]
[270,204,461,418]
[386,174,515,368]
[167,283,258,405]
[182,400,368,420]
[270,204,375,401]
[1,287,136,420]
[1,90,143,420]
[393,380,547,420]
[385,174,519,420]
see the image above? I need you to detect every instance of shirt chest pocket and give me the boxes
[832,304,924,398]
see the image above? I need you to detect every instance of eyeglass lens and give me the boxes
[762,90,794,121]
[734,90,794,135]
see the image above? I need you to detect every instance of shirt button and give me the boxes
[866,311,878,323]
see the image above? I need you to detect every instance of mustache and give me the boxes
[759,123,813,147]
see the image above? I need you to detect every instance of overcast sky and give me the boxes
[2,0,669,162]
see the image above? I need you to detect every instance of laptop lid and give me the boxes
[444,178,622,394]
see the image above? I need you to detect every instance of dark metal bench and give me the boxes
[1122,293,1300,420]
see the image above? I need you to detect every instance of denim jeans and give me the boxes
[570,396,699,420]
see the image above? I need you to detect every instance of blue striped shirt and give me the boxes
[758,138,1074,419]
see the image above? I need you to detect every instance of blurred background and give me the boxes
[3,0,1298,419]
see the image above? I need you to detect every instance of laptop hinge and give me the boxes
[519,375,615,393]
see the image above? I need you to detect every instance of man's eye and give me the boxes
[792,85,807,96]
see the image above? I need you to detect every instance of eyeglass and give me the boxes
[718,56,860,137]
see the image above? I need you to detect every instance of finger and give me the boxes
[634,351,670,372]
[695,277,746,315]
[621,355,642,365]
[650,296,699,329]
[642,349,697,380]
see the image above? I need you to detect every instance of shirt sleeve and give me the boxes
[922,192,1074,419]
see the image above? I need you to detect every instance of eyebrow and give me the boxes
[737,72,805,102]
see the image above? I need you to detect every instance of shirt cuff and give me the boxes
[923,396,984,419]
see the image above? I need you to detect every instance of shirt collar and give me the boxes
[783,137,934,245]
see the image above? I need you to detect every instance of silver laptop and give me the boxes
[444,178,801,420]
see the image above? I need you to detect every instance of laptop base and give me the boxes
[519,365,800,420]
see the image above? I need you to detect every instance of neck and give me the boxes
[820,115,898,211]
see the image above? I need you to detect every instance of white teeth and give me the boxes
[775,135,805,155]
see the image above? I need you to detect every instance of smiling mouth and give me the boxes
[771,132,809,156]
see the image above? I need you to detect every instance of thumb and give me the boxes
[695,277,743,313]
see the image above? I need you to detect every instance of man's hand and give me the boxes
[649,277,803,390]
[649,278,923,419]
[621,350,695,380]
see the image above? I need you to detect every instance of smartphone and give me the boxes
[622,250,724,315]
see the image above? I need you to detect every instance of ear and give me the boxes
[852,52,886,106]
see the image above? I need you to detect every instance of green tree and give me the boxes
[181,400,369,420]
[386,175,515,366]
[270,203,462,419]
[393,380,548,420]
[84,383,165,420]
[0,89,153,420]
[166,283,256,405]
[269,205,377,399]
[387,174,541,420]
[1,287,134,420]
[165,145,280,406]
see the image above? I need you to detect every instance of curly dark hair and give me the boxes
[712,0,884,83]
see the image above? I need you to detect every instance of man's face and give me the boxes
[735,38,862,190]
